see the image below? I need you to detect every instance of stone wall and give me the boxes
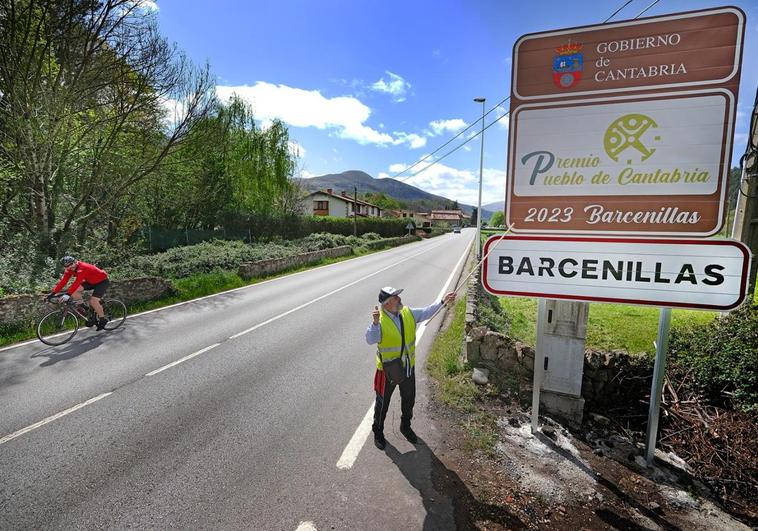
[0,277,176,327]
[239,246,353,280]
[464,269,648,408]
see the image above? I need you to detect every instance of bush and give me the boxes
[106,232,380,281]
[219,213,408,240]
[0,234,57,294]
[476,285,510,333]
[669,303,758,412]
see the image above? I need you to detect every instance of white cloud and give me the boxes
[299,169,316,179]
[392,132,427,149]
[385,162,506,206]
[370,71,411,102]
[288,140,305,158]
[128,0,158,11]
[158,96,187,128]
[217,82,395,146]
[428,118,467,136]
[495,106,510,130]
[217,82,428,149]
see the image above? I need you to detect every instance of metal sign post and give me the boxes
[531,298,548,433]
[645,307,672,464]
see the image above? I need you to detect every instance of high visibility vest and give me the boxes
[376,306,416,373]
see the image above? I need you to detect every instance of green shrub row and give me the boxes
[669,303,758,412]
[107,233,376,280]
[216,213,409,243]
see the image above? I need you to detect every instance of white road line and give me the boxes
[336,237,473,470]
[336,403,375,470]
[0,236,444,354]
[295,522,317,531]
[0,392,112,446]
[228,239,450,340]
[145,343,220,376]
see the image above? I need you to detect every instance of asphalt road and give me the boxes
[0,230,474,530]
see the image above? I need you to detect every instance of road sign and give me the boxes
[506,7,745,236]
[481,234,751,310]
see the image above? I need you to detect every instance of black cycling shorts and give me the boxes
[82,278,109,298]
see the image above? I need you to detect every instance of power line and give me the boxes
[603,0,635,23]
[634,0,661,18]
[390,0,659,184]
[405,109,509,180]
[390,97,508,180]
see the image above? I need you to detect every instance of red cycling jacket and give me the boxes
[53,261,108,295]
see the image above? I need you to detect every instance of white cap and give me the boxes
[378,286,403,303]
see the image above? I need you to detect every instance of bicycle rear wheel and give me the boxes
[37,310,79,346]
[102,299,127,330]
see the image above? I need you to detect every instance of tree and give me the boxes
[489,211,505,227]
[134,95,301,229]
[0,0,215,257]
[470,207,478,226]
[362,192,405,211]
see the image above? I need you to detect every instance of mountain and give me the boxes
[482,200,505,213]
[301,170,495,219]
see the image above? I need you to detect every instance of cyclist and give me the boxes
[48,256,110,330]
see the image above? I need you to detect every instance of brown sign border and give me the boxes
[512,6,745,101]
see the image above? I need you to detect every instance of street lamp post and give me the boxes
[474,97,486,259]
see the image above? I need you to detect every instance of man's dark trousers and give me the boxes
[372,366,416,435]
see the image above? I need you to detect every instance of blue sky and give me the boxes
[150,0,758,208]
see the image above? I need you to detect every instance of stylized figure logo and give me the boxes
[552,42,583,89]
[604,113,659,163]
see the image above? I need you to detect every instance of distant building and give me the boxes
[300,188,383,218]
[429,209,466,225]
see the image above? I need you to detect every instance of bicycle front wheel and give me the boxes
[102,299,127,330]
[37,310,79,346]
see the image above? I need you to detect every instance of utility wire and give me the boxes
[634,0,661,18]
[390,0,661,184]
[603,0,635,22]
[391,97,508,180]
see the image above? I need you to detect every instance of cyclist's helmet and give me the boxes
[61,256,76,267]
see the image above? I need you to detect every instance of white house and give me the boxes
[300,189,383,218]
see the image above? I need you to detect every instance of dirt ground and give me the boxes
[425,390,753,531]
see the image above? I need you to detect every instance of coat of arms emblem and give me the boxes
[552,42,583,89]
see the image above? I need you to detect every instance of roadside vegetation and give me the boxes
[426,297,501,457]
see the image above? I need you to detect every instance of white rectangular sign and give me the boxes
[482,235,750,310]
[512,92,730,197]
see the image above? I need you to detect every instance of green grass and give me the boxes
[497,297,719,354]
[426,297,482,412]
[426,296,500,456]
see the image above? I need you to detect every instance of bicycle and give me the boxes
[36,293,128,346]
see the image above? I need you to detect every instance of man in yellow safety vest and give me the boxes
[366,286,456,450]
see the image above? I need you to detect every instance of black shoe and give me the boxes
[400,426,418,444]
[374,432,387,450]
[96,317,108,331]
[85,318,97,327]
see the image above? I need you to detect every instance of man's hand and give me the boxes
[372,305,380,325]
[443,292,457,305]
